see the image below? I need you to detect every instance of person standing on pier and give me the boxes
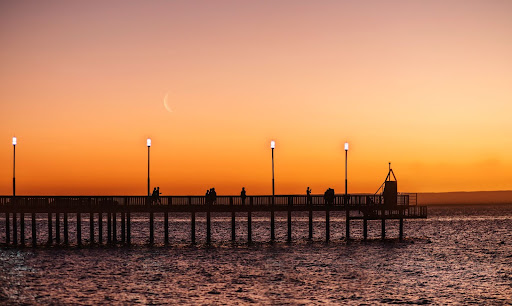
[307,187,312,205]
[205,189,210,205]
[210,188,217,205]
[156,187,161,204]
[241,187,247,205]
[150,187,158,205]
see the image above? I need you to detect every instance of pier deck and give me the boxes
[1,194,426,246]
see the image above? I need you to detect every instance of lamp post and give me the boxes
[344,142,348,196]
[12,137,16,197]
[270,140,275,241]
[147,138,151,196]
[271,140,275,197]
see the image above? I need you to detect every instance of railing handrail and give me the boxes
[0,194,415,207]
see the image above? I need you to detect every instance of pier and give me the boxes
[0,193,426,247]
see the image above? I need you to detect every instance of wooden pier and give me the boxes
[0,194,426,247]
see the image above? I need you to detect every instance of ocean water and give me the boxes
[1,205,511,304]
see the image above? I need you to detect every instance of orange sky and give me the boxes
[1,1,511,195]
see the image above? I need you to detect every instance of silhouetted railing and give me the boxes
[0,194,416,208]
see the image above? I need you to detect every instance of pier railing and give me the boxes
[0,194,416,208]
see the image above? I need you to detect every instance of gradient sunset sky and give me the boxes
[1,1,511,195]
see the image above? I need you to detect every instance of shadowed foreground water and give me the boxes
[1,205,512,304]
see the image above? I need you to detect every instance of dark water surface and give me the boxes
[1,205,512,304]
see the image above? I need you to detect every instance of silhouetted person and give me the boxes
[205,189,210,205]
[324,188,335,205]
[156,187,162,204]
[241,187,247,205]
[210,188,217,205]
[151,187,158,204]
[306,187,312,205]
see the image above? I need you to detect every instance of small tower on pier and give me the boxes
[376,162,398,207]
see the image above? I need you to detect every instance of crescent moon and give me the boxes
[163,92,173,112]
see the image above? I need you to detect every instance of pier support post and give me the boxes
[309,209,313,240]
[32,213,37,247]
[13,213,17,245]
[55,213,60,244]
[248,197,252,243]
[230,197,235,242]
[287,210,292,242]
[126,212,131,245]
[191,212,196,244]
[345,210,350,242]
[325,209,330,242]
[399,218,404,241]
[107,213,111,244]
[112,212,117,243]
[47,213,52,245]
[231,211,235,242]
[64,213,68,245]
[98,213,103,244]
[90,213,94,244]
[149,212,154,245]
[164,211,168,245]
[77,213,82,246]
[20,213,25,246]
[5,213,10,244]
[121,212,126,244]
[206,210,211,245]
[270,210,275,242]
[363,218,368,241]
[381,219,385,240]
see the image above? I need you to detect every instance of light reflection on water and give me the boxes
[1,204,512,304]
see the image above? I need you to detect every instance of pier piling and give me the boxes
[363,218,368,241]
[381,219,386,240]
[231,211,235,242]
[32,213,36,247]
[64,213,69,245]
[56,213,60,244]
[399,218,404,241]
[309,210,313,240]
[20,213,25,246]
[107,213,111,244]
[270,210,275,242]
[47,213,52,244]
[13,213,17,245]
[98,213,102,244]
[149,212,154,245]
[122,212,126,244]
[90,213,94,244]
[326,209,330,242]
[191,211,196,244]
[346,210,350,241]
[206,210,211,245]
[112,212,117,243]
[77,213,82,246]
[287,210,292,242]
[126,212,131,245]
[5,213,10,244]
[164,211,168,245]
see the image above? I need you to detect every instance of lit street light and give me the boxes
[344,142,348,196]
[270,140,275,241]
[13,137,16,197]
[147,138,151,197]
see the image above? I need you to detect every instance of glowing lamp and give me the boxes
[12,137,17,146]
[344,142,349,151]
[147,138,151,147]
[270,140,275,149]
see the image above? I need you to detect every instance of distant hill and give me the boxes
[416,191,512,205]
